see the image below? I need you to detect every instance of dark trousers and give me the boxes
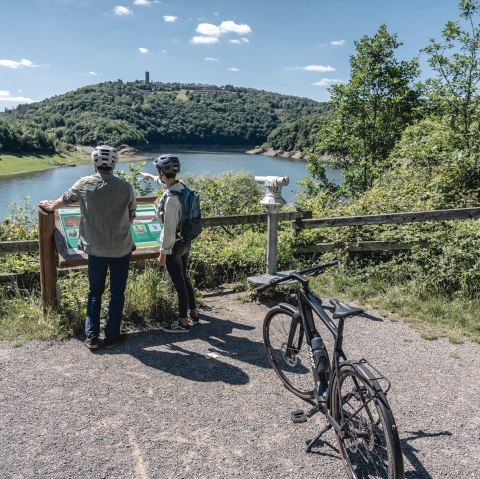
[85,252,132,341]
[165,239,196,318]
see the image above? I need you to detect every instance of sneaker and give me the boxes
[162,321,191,333]
[104,333,127,349]
[84,336,99,350]
[188,313,200,325]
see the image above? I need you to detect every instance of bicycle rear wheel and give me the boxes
[330,363,404,479]
[263,306,315,400]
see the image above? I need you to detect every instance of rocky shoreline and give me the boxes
[246,147,307,160]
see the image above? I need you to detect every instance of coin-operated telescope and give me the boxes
[254,175,289,275]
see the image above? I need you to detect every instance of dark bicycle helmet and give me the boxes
[153,154,180,175]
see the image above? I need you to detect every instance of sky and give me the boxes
[0,0,463,111]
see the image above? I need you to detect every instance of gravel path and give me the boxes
[1,292,479,479]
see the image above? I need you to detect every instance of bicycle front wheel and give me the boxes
[263,306,315,400]
[330,363,404,479]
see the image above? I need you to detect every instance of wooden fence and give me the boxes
[1,206,479,307]
[293,207,480,253]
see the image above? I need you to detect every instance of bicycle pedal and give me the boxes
[291,410,307,424]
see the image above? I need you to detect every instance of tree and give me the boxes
[312,24,421,196]
[423,0,480,163]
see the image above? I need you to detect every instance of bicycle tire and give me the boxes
[263,306,315,400]
[330,362,404,479]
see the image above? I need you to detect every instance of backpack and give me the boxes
[168,182,202,241]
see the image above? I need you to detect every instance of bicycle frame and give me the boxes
[280,280,387,442]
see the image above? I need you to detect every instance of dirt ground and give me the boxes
[0,291,479,479]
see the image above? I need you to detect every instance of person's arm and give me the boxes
[40,180,81,211]
[128,186,137,226]
[38,197,66,211]
[140,172,160,182]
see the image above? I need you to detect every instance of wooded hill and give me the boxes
[0,81,329,152]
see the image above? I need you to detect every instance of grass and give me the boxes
[0,284,65,345]
[0,152,90,177]
[310,271,480,344]
[0,265,182,345]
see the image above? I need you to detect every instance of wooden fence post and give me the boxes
[38,207,58,310]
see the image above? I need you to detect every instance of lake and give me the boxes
[0,151,342,220]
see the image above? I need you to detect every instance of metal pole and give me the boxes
[266,210,278,275]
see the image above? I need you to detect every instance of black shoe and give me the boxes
[84,336,99,350]
[104,333,127,349]
[162,321,190,333]
[188,313,200,325]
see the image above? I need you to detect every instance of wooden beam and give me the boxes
[202,210,311,227]
[38,207,58,309]
[0,240,38,254]
[293,207,480,230]
[296,240,429,253]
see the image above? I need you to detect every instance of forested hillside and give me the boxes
[262,111,332,151]
[0,81,329,152]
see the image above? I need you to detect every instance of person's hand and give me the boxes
[157,254,166,267]
[39,200,54,211]
[140,172,156,181]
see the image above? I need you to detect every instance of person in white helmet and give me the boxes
[39,145,137,350]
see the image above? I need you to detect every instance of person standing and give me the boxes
[141,154,199,332]
[39,145,137,350]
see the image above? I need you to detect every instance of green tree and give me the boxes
[312,24,421,196]
[423,0,480,163]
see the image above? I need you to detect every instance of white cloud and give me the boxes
[113,5,132,16]
[230,38,249,44]
[0,58,40,69]
[289,65,336,72]
[205,57,219,62]
[138,47,149,54]
[219,20,251,35]
[0,90,35,103]
[134,0,150,5]
[331,40,346,46]
[87,71,98,76]
[227,67,239,72]
[193,20,252,44]
[312,78,343,86]
[196,23,222,37]
[163,15,177,22]
[191,36,219,44]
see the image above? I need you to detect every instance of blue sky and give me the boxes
[0,0,462,111]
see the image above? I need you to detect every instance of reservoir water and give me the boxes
[0,151,342,220]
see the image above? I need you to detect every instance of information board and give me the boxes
[54,197,162,266]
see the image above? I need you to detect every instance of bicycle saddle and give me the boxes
[330,299,363,319]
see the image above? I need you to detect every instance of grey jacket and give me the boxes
[63,172,136,257]
[156,181,184,255]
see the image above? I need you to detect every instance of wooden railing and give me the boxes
[1,206,479,304]
[293,207,480,253]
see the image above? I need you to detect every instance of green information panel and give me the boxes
[54,198,162,266]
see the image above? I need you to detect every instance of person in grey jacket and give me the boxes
[39,145,137,350]
[141,154,199,332]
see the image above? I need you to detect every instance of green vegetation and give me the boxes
[0,152,89,177]
[1,1,480,345]
[0,82,326,152]
[262,112,331,152]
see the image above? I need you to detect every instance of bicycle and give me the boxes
[254,260,405,479]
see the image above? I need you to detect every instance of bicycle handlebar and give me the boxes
[253,260,338,294]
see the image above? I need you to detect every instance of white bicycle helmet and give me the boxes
[91,145,119,169]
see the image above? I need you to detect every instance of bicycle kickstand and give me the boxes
[305,422,333,453]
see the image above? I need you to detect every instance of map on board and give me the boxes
[57,202,162,256]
